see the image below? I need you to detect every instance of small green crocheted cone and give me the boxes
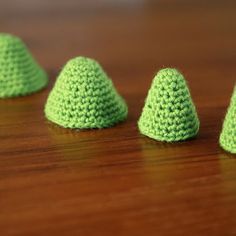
[138,68,199,142]
[219,87,236,153]
[45,57,128,129]
[0,33,48,98]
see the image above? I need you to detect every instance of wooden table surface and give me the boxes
[1,0,236,235]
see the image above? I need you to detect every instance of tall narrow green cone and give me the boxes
[45,57,128,129]
[138,68,199,142]
[220,87,236,153]
[0,33,48,98]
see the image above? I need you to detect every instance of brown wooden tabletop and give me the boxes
[1,0,236,235]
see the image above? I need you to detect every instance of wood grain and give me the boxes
[1,0,236,235]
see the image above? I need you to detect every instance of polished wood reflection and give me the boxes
[1,1,236,235]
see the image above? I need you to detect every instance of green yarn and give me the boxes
[45,57,128,129]
[0,33,48,98]
[138,68,199,142]
[220,87,236,153]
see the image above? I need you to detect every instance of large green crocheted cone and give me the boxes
[219,88,236,153]
[138,68,199,142]
[45,57,128,129]
[0,33,48,98]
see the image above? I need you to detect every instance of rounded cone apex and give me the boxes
[138,68,199,142]
[0,33,48,98]
[220,87,236,153]
[45,56,128,129]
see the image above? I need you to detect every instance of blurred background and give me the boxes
[1,0,236,109]
[1,1,236,235]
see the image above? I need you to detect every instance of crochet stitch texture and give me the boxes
[220,87,236,153]
[138,68,199,142]
[0,33,48,98]
[45,57,128,129]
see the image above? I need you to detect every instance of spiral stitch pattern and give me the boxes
[0,33,48,98]
[45,57,128,129]
[220,87,236,153]
[138,68,199,142]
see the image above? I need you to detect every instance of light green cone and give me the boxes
[220,87,236,153]
[45,56,128,129]
[138,68,199,142]
[0,33,48,98]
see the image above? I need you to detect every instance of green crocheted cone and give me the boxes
[45,57,128,129]
[0,33,48,98]
[219,87,236,153]
[138,68,199,142]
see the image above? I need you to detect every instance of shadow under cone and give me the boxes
[220,87,236,153]
[0,33,48,98]
[138,68,199,142]
[45,57,128,129]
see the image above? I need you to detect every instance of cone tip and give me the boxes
[157,67,182,77]
[0,33,22,44]
[61,56,103,76]
[66,56,99,67]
